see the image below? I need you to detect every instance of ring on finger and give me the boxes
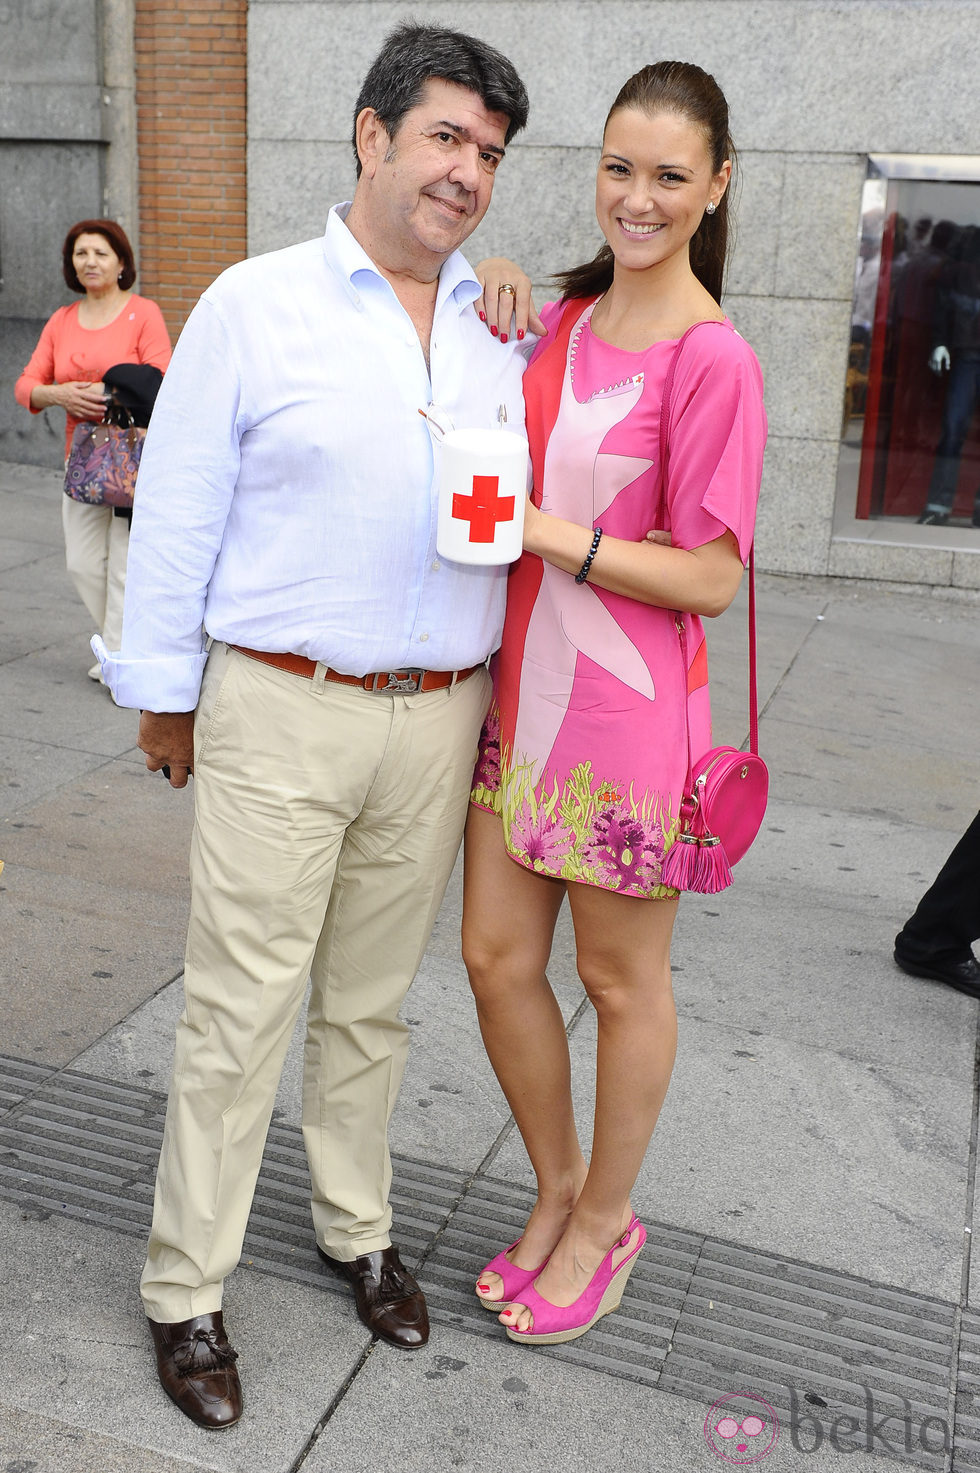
[498,283,517,296]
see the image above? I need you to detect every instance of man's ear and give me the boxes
[354,107,389,180]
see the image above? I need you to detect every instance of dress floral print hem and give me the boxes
[472,707,677,898]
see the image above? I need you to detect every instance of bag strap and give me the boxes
[658,322,759,779]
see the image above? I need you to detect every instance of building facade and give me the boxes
[3,0,979,588]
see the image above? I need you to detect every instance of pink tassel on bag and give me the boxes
[663,831,735,894]
[692,835,734,894]
[662,832,701,891]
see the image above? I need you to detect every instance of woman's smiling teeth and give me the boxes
[619,220,664,237]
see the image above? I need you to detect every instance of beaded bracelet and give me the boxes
[575,526,603,584]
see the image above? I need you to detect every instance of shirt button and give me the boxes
[419,632,429,643]
[431,559,440,571]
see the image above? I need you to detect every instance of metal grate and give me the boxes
[0,1058,467,1289]
[0,1054,968,1467]
[0,1055,57,1115]
[660,1241,956,1470]
[955,1311,980,1469]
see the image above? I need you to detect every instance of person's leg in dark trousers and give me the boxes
[894,810,980,994]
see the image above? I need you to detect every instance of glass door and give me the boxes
[844,159,980,529]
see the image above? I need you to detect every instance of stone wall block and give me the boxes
[952,552,980,591]
[829,539,956,587]
[786,6,980,154]
[774,155,867,302]
[0,142,103,316]
[248,141,350,257]
[248,0,791,150]
[0,0,100,86]
[754,436,839,576]
[763,297,852,442]
[727,152,784,299]
[0,85,103,141]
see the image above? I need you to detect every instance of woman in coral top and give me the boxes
[15,219,171,681]
[463,63,767,1346]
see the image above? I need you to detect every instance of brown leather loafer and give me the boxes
[147,1311,243,1429]
[317,1243,429,1348]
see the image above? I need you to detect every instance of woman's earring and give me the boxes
[705,201,717,216]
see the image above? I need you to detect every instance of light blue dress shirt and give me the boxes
[95,205,528,712]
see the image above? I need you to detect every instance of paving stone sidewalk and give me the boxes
[1,457,979,1473]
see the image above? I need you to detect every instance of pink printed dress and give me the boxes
[471,297,767,899]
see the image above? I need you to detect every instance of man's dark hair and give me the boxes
[351,21,529,176]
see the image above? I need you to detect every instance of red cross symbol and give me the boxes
[452,474,515,542]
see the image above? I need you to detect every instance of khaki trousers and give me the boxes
[61,497,129,649]
[140,642,490,1322]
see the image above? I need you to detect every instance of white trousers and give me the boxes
[61,496,129,649]
[140,643,490,1322]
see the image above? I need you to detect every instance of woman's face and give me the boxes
[72,233,123,295]
[595,107,730,276]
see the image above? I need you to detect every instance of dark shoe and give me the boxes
[894,947,980,999]
[317,1243,429,1348]
[917,511,950,526]
[147,1311,242,1429]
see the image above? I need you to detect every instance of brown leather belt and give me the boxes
[229,645,482,695]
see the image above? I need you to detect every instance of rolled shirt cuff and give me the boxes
[90,635,207,712]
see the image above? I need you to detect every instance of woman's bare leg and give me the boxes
[462,807,588,1298]
[501,883,678,1331]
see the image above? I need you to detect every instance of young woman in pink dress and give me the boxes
[463,61,767,1345]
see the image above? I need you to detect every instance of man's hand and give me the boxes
[139,711,195,788]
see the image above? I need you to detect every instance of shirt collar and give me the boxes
[323,203,481,316]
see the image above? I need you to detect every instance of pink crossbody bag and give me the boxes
[657,323,769,894]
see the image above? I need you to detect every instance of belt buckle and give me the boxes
[371,668,424,694]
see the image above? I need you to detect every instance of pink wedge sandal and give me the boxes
[475,1238,549,1312]
[503,1216,646,1345]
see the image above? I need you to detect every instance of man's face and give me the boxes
[358,78,509,272]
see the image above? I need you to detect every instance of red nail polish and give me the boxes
[501,1308,512,1317]
[491,326,498,337]
[479,311,486,322]
[478,1283,489,1291]
[500,333,508,344]
[517,329,525,340]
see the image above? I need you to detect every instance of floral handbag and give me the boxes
[63,409,144,508]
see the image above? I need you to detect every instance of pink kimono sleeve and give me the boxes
[664,328,767,563]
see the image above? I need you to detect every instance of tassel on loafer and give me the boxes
[148,1311,242,1429]
[317,1243,429,1348]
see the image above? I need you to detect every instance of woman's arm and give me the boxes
[15,310,105,419]
[14,316,58,413]
[475,257,546,341]
[523,501,744,618]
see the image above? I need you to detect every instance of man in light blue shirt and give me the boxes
[94,23,530,1429]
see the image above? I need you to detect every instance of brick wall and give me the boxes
[134,0,247,343]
